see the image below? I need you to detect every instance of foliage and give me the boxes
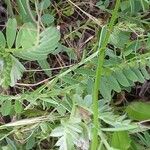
[126,102,150,121]
[111,131,131,150]
[0,0,149,150]
[0,18,60,87]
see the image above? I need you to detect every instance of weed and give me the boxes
[0,0,149,150]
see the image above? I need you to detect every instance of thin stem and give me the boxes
[91,1,121,150]
[67,0,104,27]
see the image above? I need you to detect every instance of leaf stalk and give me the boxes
[91,1,121,149]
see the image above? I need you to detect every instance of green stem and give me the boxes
[91,1,121,150]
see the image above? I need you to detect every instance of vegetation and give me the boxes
[0,0,150,149]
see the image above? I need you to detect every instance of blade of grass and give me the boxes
[91,1,121,150]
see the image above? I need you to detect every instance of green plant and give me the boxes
[91,1,120,149]
[0,0,150,149]
[0,18,60,87]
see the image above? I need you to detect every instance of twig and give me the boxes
[16,77,52,87]
[25,64,74,72]
[66,0,104,27]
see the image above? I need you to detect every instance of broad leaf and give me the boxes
[126,102,150,121]
[16,23,37,49]
[111,131,131,150]
[13,27,60,60]
[6,18,17,48]
[1,100,12,116]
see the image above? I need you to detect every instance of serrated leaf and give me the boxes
[0,31,6,48]
[113,70,130,87]
[126,102,150,121]
[6,18,17,48]
[111,131,131,150]
[51,118,82,150]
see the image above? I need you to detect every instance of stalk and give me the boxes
[91,1,121,150]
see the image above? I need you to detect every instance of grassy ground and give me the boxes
[0,0,150,150]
